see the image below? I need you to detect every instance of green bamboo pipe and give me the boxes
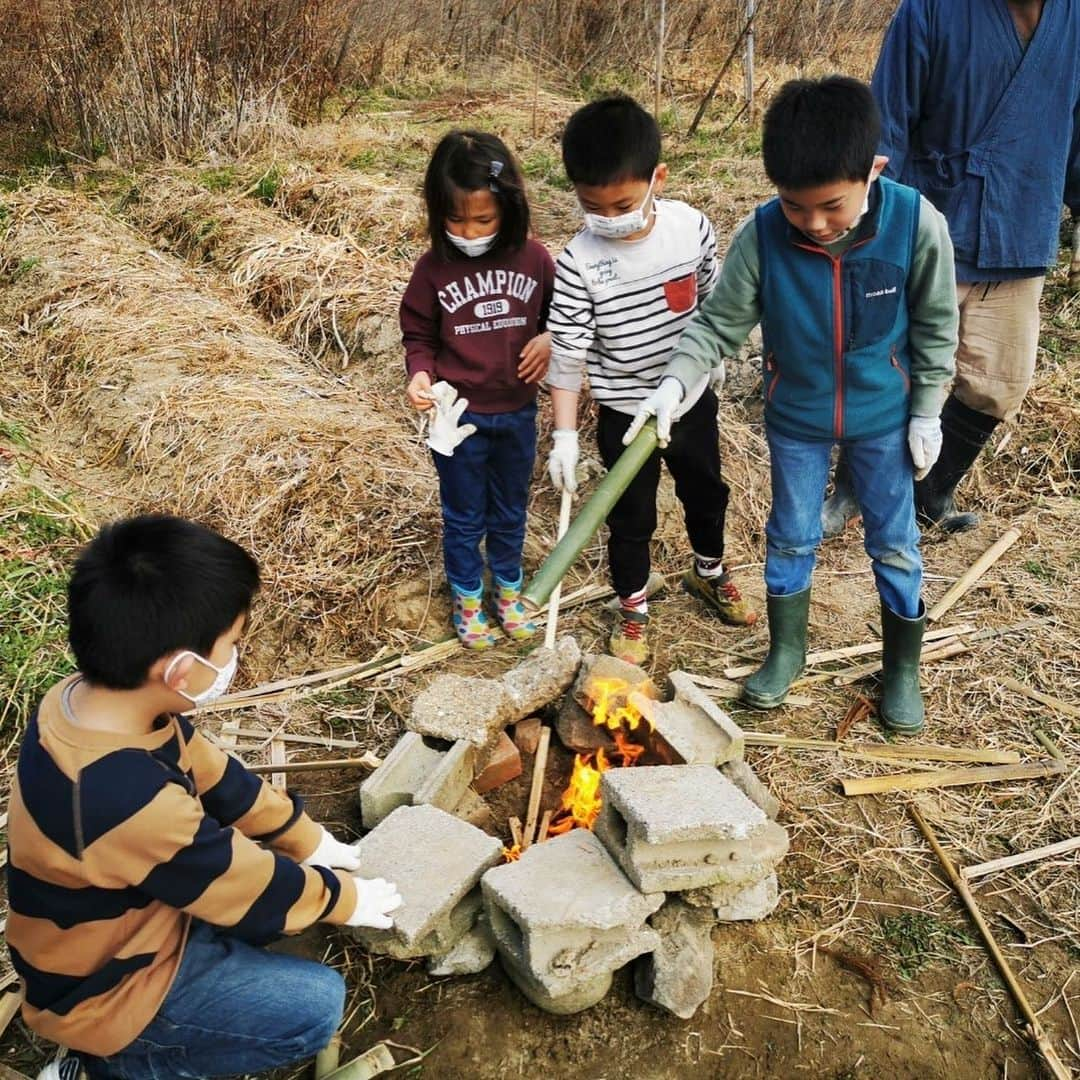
[522,420,659,611]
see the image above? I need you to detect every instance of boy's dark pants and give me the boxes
[596,388,729,599]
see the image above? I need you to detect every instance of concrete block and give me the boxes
[473,732,522,794]
[413,739,476,812]
[449,786,492,830]
[481,829,662,999]
[350,804,501,958]
[501,636,581,720]
[498,950,614,1015]
[710,872,779,921]
[359,731,443,829]
[408,674,517,748]
[512,717,543,755]
[722,759,781,820]
[632,670,744,766]
[427,913,496,976]
[634,898,715,1019]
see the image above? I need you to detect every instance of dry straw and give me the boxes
[0,186,437,674]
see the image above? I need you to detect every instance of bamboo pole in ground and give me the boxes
[927,526,1022,622]
[909,804,1072,1080]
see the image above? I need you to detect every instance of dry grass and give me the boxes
[0,186,438,680]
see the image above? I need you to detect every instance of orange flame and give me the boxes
[587,677,653,733]
[502,843,521,862]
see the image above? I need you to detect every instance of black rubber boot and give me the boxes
[741,587,811,709]
[879,601,926,734]
[820,451,859,540]
[914,395,999,534]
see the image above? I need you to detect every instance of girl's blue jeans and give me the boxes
[433,401,537,590]
[79,920,344,1079]
[765,423,922,617]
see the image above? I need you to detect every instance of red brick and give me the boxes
[473,731,522,794]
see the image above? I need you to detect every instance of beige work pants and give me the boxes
[953,276,1045,421]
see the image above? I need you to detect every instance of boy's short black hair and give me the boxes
[562,94,660,186]
[424,130,530,261]
[762,76,881,190]
[68,515,260,690]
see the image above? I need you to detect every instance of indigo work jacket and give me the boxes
[872,0,1080,280]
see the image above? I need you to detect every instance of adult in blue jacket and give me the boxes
[823,0,1080,534]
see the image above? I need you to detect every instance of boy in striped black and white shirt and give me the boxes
[546,94,756,665]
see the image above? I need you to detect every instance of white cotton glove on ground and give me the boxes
[548,429,580,493]
[302,826,363,872]
[345,876,403,930]
[622,377,685,448]
[423,381,477,457]
[908,415,943,481]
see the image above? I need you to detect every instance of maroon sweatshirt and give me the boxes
[400,239,555,413]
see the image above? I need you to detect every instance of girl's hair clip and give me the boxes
[489,160,504,191]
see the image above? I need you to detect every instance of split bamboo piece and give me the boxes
[0,984,24,1039]
[841,760,1064,797]
[270,739,287,790]
[521,726,552,851]
[538,809,553,843]
[315,1035,343,1078]
[1000,677,1080,721]
[322,1042,396,1080]
[543,489,574,650]
[960,836,1080,882]
[909,804,1072,1080]
[722,623,971,679]
[247,753,382,776]
[508,817,524,849]
[927,526,1022,622]
[222,727,364,749]
[743,731,1021,764]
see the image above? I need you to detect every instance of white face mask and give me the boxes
[583,174,657,239]
[445,229,497,257]
[165,646,238,708]
[819,174,874,244]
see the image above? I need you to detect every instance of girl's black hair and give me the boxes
[423,130,530,261]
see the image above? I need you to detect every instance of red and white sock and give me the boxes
[619,586,648,615]
[694,553,725,579]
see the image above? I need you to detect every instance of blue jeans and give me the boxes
[765,424,922,617]
[433,401,537,590]
[80,921,344,1079]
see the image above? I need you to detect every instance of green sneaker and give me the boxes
[609,609,650,665]
[682,565,758,626]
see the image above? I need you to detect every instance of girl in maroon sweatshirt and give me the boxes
[401,131,555,648]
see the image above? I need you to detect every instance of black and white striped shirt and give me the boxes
[547,198,717,416]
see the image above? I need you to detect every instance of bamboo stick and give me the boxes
[322,1043,396,1080]
[508,817,524,848]
[0,984,24,1039]
[247,753,381,776]
[538,809,553,842]
[909,805,1072,1080]
[222,727,364,749]
[832,640,967,686]
[841,760,1064,797]
[1034,729,1066,763]
[543,488,574,650]
[270,739,287,790]
[744,731,1021,764]
[522,422,659,610]
[723,624,971,679]
[315,1035,343,1078]
[521,726,552,850]
[961,836,1080,882]
[1001,677,1080,721]
[927,526,1022,622]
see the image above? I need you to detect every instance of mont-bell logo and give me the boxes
[865,286,898,299]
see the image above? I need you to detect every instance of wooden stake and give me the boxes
[960,836,1080,882]
[743,731,1021,764]
[927,526,1022,622]
[1001,677,1080,721]
[909,804,1072,1080]
[841,760,1064,797]
[0,984,24,1040]
[521,725,551,850]
[508,816,524,848]
[543,489,574,650]
[247,753,382,776]
[270,739,287,790]
[538,809,553,843]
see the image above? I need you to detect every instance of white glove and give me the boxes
[708,359,727,391]
[345,876,403,930]
[302,826,362,872]
[548,429,579,494]
[423,381,476,457]
[1069,218,1080,292]
[908,415,943,481]
[622,377,685,448]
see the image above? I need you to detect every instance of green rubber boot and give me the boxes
[879,601,926,734]
[741,587,811,709]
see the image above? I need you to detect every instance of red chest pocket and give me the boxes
[663,274,697,314]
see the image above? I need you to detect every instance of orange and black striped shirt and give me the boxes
[5,675,357,1056]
